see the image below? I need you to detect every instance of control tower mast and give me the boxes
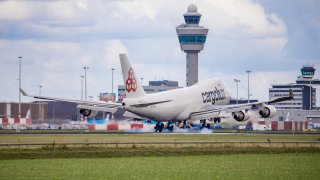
[176,4,208,86]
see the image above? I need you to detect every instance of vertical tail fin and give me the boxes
[26,109,32,124]
[26,109,31,118]
[119,53,146,98]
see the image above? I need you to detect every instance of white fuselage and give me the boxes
[122,78,231,122]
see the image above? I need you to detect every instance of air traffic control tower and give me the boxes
[176,4,208,86]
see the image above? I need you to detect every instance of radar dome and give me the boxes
[187,4,197,12]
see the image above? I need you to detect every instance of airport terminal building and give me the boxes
[269,65,319,110]
[266,65,320,127]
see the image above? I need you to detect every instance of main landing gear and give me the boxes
[154,122,164,132]
[177,120,187,129]
[213,117,221,124]
[201,119,211,129]
[154,121,175,132]
[166,121,174,131]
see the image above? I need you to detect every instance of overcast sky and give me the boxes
[0,0,319,104]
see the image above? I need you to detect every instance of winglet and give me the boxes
[288,88,294,98]
[19,88,28,96]
[268,89,294,104]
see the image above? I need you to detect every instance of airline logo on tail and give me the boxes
[126,68,137,92]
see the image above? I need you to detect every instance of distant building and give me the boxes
[149,80,178,87]
[269,65,319,110]
[118,80,181,102]
[229,99,258,104]
[99,92,116,102]
[0,101,78,122]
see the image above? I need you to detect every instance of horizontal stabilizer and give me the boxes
[77,105,119,113]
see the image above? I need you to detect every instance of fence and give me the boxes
[1,141,319,149]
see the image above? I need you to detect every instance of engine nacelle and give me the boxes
[232,110,250,122]
[259,105,276,118]
[79,109,92,117]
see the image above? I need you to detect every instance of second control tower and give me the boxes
[176,4,208,86]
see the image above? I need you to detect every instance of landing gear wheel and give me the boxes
[166,121,174,132]
[159,123,164,132]
[154,122,164,133]
[214,118,221,123]
[154,122,160,132]
[182,120,187,129]
[202,119,207,127]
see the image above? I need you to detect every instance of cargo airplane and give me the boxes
[20,53,293,132]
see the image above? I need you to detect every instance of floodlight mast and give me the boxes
[83,66,89,100]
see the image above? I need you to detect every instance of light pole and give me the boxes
[39,85,42,96]
[140,77,144,85]
[18,56,22,118]
[111,68,115,94]
[83,66,89,100]
[38,85,42,120]
[80,75,84,100]
[246,70,251,103]
[310,80,312,110]
[234,79,240,104]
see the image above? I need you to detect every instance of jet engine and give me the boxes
[79,109,92,117]
[259,105,276,118]
[232,110,250,122]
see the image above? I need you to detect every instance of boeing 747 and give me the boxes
[20,53,293,132]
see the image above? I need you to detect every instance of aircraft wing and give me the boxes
[20,89,147,120]
[190,89,294,120]
[20,88,123,111]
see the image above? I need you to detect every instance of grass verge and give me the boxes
[0,146,319,160]
[1,133,320,143]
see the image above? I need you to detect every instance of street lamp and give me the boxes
[39,85,42,96]
[234,79,240,104]
[18,56,22,118]
[246,70,251,103]
[83,66,89,100]
[310,80,312,110]
[111,68,115,94]
[140,77,144,85]
[38,85,43,120]
[80,76,84,100]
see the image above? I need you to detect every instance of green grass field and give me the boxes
[1,133,319,144]
[0,134,319,179]
[0,153,319,180]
